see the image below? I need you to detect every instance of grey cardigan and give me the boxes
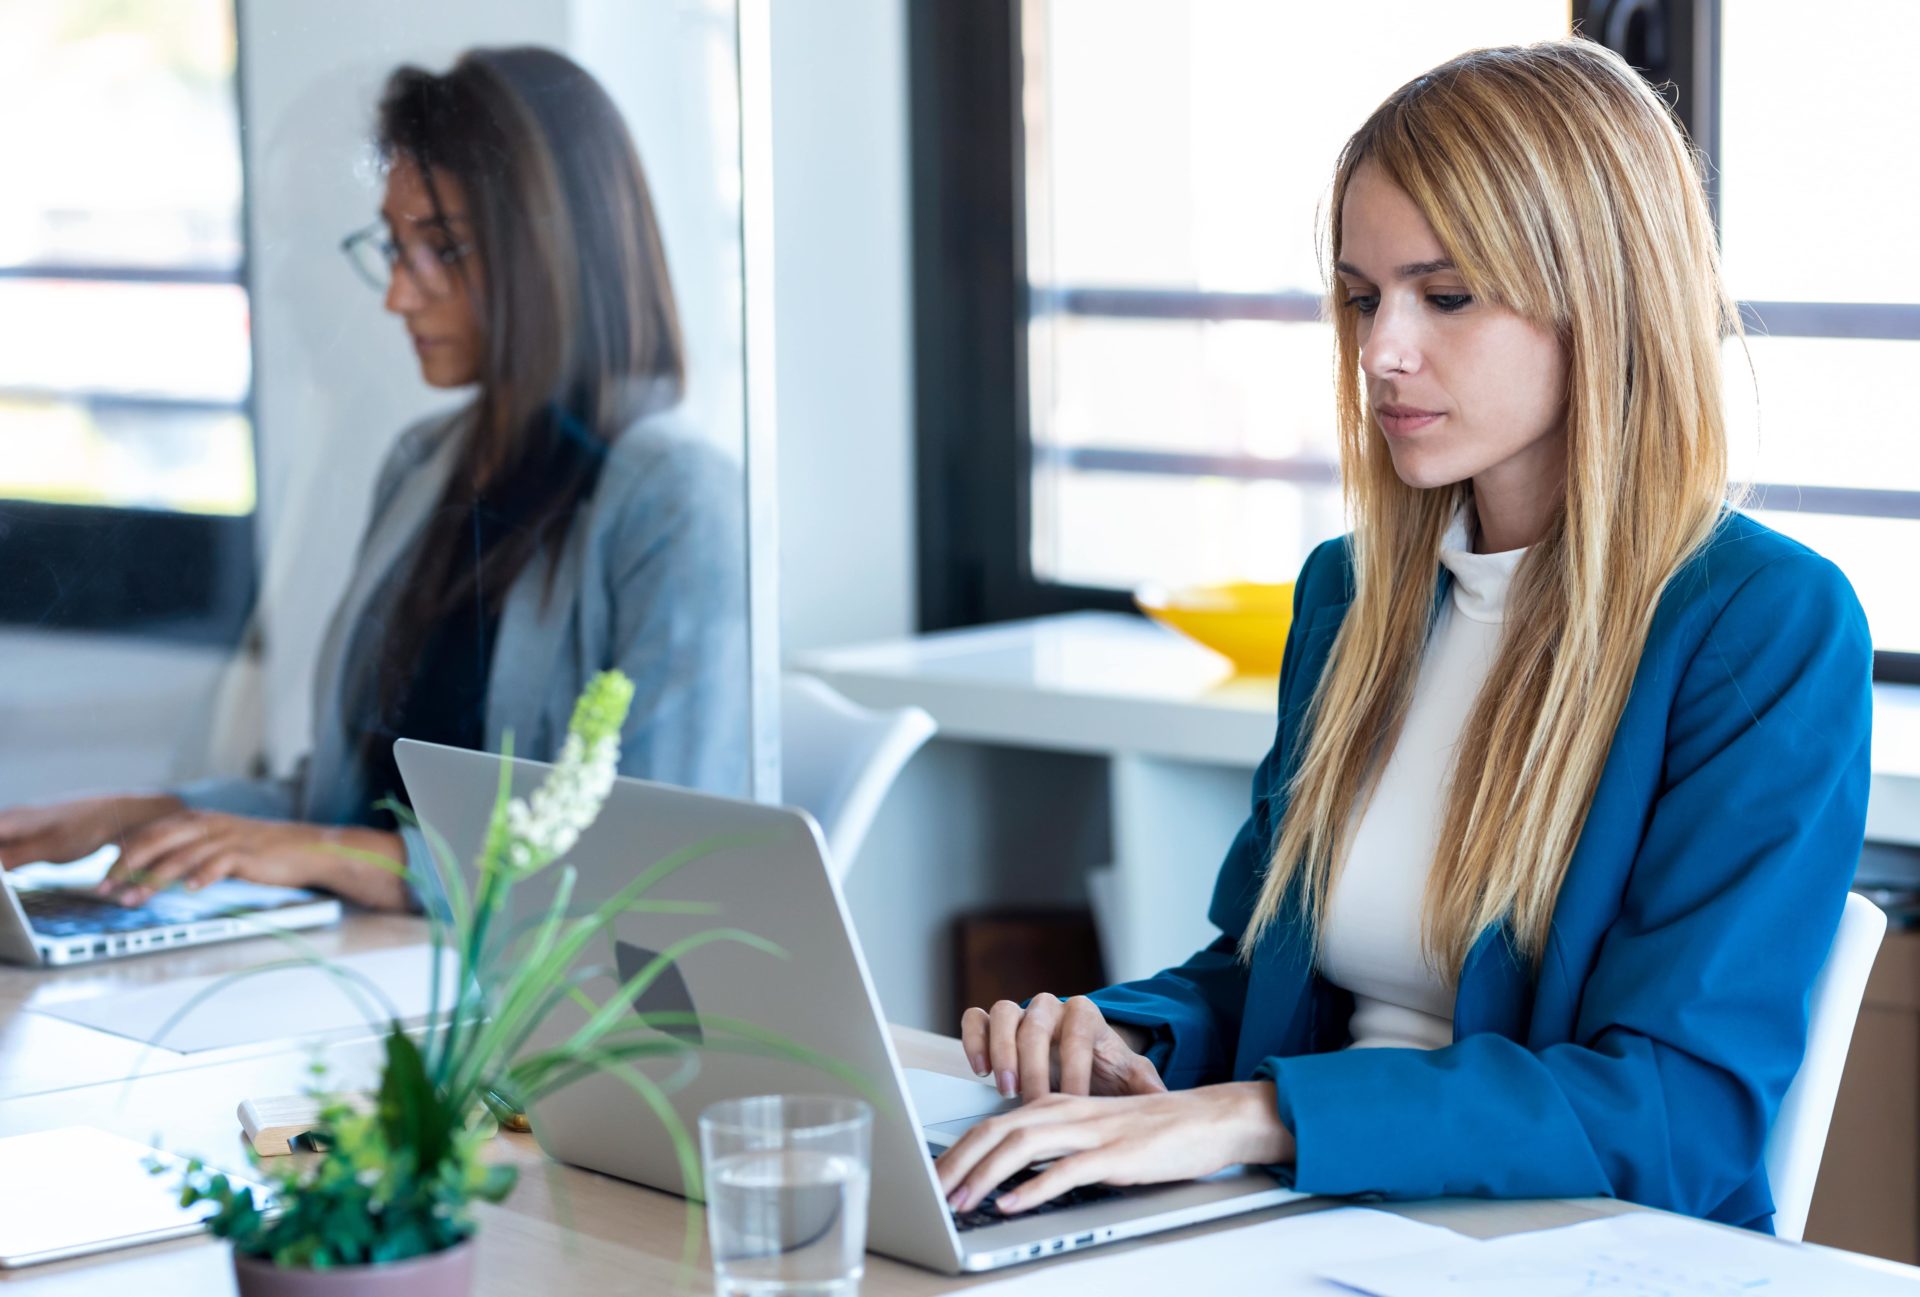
[177,399,749,885]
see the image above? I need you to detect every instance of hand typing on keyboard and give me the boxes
[0,795,185,872]
[934,1085,1294,1218]
[945,1156,1127,1231]
[937,988,1298,1218]
[97,811,407,912]
[959,993,1166,1102]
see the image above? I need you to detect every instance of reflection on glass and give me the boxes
[0,0,253,514]
[0,0,243,273]
[0,395,254,514]
[0,13,756,924]
[322,49,747,841]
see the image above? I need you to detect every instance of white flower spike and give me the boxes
[500,671,633,874]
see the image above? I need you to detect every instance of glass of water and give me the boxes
[700,1094,873,1297]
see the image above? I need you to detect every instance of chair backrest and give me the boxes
[780,674,936,883]
[1765,889,1887,1241]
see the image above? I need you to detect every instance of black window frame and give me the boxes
[911,0,1920,684]
[0,1,257,650]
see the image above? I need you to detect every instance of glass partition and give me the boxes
[0,0,773,892]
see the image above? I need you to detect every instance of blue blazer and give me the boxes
[1088,512,1872,1230]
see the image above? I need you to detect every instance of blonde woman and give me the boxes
[936,39,1872,1231]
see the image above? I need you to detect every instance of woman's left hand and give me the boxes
[935,1081,1295,1215]
[97,811,408,911]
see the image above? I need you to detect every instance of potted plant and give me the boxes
[164,671,843,1295]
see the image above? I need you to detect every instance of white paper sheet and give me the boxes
[1322,1210,1920,1297]
[31,945,458,1052]
[0,1127,269,1267]
[960,1206,1462,1296]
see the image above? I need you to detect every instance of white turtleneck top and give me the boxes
[1316,514,1528,1051]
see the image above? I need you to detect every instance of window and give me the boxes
[914,1,1920,680]
[0,0,255,641]
[1716,0,1920,668]
[1024,0,1566,594]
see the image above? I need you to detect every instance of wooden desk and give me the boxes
[0,915,1912,1293]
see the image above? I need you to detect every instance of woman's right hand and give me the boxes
[0,795,186,870]
[961,993,1168,1101]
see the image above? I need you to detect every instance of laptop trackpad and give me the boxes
[906,1068,1015,1150]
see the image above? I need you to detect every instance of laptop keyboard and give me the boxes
[15,889,177,937]
[931,1145,1129,1233]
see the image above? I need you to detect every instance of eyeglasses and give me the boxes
[341,222,474,296]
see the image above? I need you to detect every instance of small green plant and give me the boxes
[166,670,862,1271]
[174,1034,510,1267]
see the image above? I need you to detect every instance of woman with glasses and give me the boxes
[0,47,745,910]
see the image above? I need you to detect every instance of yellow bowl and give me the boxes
[1135,582,1295,676]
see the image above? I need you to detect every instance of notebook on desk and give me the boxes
[0,846,341,967]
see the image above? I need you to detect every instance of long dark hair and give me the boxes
[366,46,685,733]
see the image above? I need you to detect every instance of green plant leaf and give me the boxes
[585,1055,707,1270]
[473,1163,517,1203]
[376,1028,450,1178]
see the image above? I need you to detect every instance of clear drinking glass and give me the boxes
[700,1095,873,1297]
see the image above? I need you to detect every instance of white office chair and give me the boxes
[781,674,936,883]
[1764,889,1887,1242]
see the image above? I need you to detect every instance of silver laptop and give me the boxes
[396,739,1304,1274]
[0,846,342,967]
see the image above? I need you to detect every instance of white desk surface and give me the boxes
[799,613,1276,766]
[799,611,1920,847]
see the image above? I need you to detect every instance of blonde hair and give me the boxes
[1244,39,1734,974]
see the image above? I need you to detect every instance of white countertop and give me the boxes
[799,611,1920,848]
[800,612,1275,766]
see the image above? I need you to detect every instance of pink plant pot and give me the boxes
[231,1238,475,1297]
